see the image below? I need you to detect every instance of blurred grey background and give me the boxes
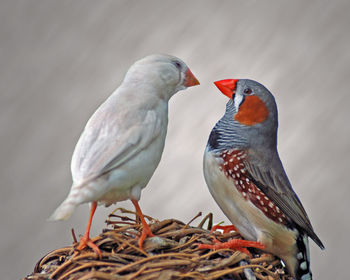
[1,0,349,279]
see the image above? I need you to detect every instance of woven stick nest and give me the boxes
[24,208,293,280]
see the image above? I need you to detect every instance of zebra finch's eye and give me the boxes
[244,88,252,95]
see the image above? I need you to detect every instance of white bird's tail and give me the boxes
[48,198,77,221]
[48,182,94,221]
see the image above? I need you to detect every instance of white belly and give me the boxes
[203,148,297,260]
[97,133,166,204]
[69,127,167,206]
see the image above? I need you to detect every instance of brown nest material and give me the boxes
[24,208,293,280]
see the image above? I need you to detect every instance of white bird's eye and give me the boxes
[244,88,253,95]
[173,61,182,69]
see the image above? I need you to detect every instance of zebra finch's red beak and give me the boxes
[214,79,239,99]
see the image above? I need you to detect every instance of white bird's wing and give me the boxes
[71,97,163,184]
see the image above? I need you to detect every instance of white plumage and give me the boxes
[49,54,199,224]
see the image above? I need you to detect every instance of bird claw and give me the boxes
[210,224,238,234]
[138,223,155,249]
[196,235,265,258]
[131,199,156,250]
[76,236,102,259]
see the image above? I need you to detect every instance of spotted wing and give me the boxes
[243,149,324,249]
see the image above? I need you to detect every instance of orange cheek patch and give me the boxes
[234,96,269,126]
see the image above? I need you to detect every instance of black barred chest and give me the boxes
[219,150,287,225]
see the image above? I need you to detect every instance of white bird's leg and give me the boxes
[131,199,154,249]
[76,201,102,258]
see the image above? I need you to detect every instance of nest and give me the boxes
[23,208,293,280]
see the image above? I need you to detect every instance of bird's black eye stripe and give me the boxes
[244,88,252,95]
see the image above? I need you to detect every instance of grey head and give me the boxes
[208,79,279,153]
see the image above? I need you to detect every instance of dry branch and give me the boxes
[23,208,293,280]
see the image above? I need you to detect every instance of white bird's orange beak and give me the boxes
[184,68,200,87]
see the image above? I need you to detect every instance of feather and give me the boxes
[243,149,324,249]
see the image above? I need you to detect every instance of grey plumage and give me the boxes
[204,79,323,280]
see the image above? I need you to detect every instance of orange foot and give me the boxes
[76,235,102,258]
[211,224,238,234]
[197,236,265,258]
[75,201,102,258]
[131,199,154,249]
[138,219,155,249]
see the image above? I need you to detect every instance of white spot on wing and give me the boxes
[300,261,307,270]
[301,273,312,280]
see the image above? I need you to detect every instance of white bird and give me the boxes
[49,54,199,256]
